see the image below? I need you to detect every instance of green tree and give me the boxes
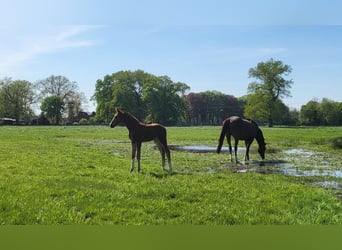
[93,70,190,125]
[299,100,322,125]
[143,76,189,125]
[40,96,65,125]
[299,98,342,126]
[93,70,154,123]
[200,91,241,124]
[185,91,241,125]
[320,98,342,125]
[248,58,293,127]
[0,78,35,122]
[92,75,115,123]
[244,92,269,123]
[244,93,291,125]
[36,75,86,122]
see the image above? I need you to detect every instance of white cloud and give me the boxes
[0,26,96,72]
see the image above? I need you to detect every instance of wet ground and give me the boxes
[170,145,342,192]
[168,145,226,153]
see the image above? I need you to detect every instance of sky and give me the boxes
[1,0,342,112]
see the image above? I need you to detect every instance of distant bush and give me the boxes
[78,118,89,125]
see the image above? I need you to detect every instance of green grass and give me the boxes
[0,126,342,225]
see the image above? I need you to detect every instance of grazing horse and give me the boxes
[216,116,266,163]
[109,108,172,173]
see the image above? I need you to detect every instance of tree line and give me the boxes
[0,75,86,125]
[1,59,341,126]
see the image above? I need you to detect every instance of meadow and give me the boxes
[0,125,342,225]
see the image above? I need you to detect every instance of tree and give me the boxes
[185,91,241,125]
[40,96,65,125]
[299,100,322,125]
[185,92,206,125]
[248,58,293,127]
[36,75,86,121]
[320,98,342,126]
[0,78,35,122]
[93,70,190,125]
[143,76,189,125]
[244,93,269,123]
[299,98,342,126]
[93,70,153,123]
[92,75,115,123]
[66,92,86,123]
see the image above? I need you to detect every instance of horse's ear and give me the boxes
[116,108,122,113]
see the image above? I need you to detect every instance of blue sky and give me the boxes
[1,0,342,111]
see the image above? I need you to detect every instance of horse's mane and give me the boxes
[122,110,142,124]
[256,126,266,147]
[244,118,260,128]
[246,118,265,146]
[250,119,259,127]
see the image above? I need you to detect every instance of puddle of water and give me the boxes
[284,149,314,157]
[169,145,243,153]
[281,169,342,178]
[230,160,342,178]
[170,145,342,184]
[315,181,341,189]
[169,145,226,153]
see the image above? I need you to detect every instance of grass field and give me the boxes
[0,125,342,225]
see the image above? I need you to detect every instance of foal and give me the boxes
[109,108,172,173]
[216,116,266,163]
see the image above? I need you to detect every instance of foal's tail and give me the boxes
[216,119,230,153]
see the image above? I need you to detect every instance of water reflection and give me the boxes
[170,144,342,179]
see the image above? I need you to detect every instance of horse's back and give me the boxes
[227,116,258,139]
[137,123,167,142]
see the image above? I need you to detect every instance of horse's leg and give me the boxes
[244,141,250,162]
[130,142,137,172]
[245,139,254,162]
[156,137,172,173]
[137,141,142,172]
[154,138,166,171]
[165,145,172,173]
[234,139,239,164]
[226,134,233,162]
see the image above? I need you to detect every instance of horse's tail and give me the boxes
[216,119,230,153]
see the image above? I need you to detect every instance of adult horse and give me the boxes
[216,116,266,163]
[109,108,172,173]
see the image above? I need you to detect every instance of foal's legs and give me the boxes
[244,141,250,162]
[136,141,142,172]
[234,139,239,163]
[244,139,254,162]
[154,137,172,173]
[130,142,137,172]
[154,138,166,171]
[165,144,172,173]
[226,134,233,162]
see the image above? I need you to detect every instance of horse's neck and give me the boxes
[123,114,141,130]
[255,130,265,147]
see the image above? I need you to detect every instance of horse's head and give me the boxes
[258,144,266,160]
[109,108,124,128]
[256,128,266,160]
